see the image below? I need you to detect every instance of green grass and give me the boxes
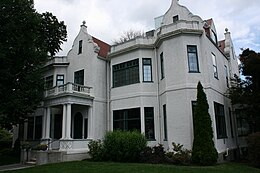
[2,161,260,173]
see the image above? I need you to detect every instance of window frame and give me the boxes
[142,58,153,82]
[163,104,168,141]
[187,45,199,73]
[45,75,54,89]
[112,59,140,88]
[214,102,227,139]
[212,53,218,79]
[160,52,165,79]
[144,107,155,140]
[56,74,64,86]
[74,69,84,85]
[78,40,83,54]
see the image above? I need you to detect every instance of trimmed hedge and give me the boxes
[248,132,260,168]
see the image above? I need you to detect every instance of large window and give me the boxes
[160,52,165,79]
[235,109,251,136]
[74,69,84,85]
[113,59,139,87]
[212,53,218,79]
[143,58,152,82]
[144,107,155,140]
[187,45,199,72]
[56,74,64,86]
[163,105,167,141]
[214,102,227,139]
[45,75,53,89]
[113,108,141,132]
[78,40,83,54]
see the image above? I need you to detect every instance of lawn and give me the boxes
[2,161,260,173]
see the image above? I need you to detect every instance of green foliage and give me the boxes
[192,82,218,165]
[33,144,48,151]
[103,130,147,162]
[0,128,12,141]
[247,132,260,168]
[88,140,104,161]
[140,144,166,164]
[166,142,191,165]
[0,0,67,128]
[228,49,260,132]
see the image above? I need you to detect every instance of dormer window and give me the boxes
[78,40,83,54]
[173,15,179,23]
[211,30,218,44]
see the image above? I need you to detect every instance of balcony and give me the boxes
[45,82,92,98]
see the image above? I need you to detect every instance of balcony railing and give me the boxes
[45,82,92,98]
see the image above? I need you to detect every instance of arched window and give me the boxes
[74,112,83,139]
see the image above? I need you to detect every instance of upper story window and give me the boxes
[224,65,229,87]
[173,15,179,23]
[45,75,53,89]
[187,45,199,73]
[212,53,218,79]
[78,40,83,54]
[143,58,152,82]
[160,52,165,79]
[113,59,139,87]
[74,69,84,85]
[214,102,227,139]
[211,30,218,44]
[56,74,64,86]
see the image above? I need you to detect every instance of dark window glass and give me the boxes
[74,113,83,139]
[78,40,83,54]
[212,53,218,79]
[113,59,139,87]
[45,75,53,89]
[27,117,34,140]
[34,116,42,140]
[187,45,199,72]
[84,118,88,139]
[113,108,141,132]
[214,102,227,139]
[144,107,155,140]
[160,52,165,79]
[173,15,179,23]
[54,114,62,139]
[143,58,152,82]
[163,105,167,141]
[74,70,84,85]
[56,75,64,86]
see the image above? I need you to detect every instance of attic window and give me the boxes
[78,40,83,54]
[173,15,179,23]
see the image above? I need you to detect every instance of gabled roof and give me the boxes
[92,37,111,58]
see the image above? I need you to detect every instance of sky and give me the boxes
[34,0,260,56]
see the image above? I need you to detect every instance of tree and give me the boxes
[113,29,145,45]
[0,0,67,129]
[192,82,218,165]
[228,49,260,132]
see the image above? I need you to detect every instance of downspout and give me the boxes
[155,47,162,143]
[106,60,111,132]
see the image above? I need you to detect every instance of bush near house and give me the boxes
[88,130,147,162]
[247,132,260,168]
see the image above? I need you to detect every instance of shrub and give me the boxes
[166,142,191,165]
[33,144,48,151]
[103,130,147,162]
[192,82,218,165]
[140,144,166,164]
[88,140,104,161]
[247,132,260,168]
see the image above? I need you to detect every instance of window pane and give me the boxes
[145,107,155,140]
[35,116,42,140]
[57,75,64,86]
[187,46,199,72]
[143,58,152,82]
[160,52,164,79]
[113,59,139,87]
[214,102,227,139]
[163,105,167,141]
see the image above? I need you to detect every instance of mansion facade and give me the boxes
[22,0,247,163]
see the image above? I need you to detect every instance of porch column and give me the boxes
[45,107,51,139]
[62,104,67,139]
[42,108,46,139]
[66,103,72,139]
[88,106,93,139]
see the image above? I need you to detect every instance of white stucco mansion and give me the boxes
[21,0,248,163]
